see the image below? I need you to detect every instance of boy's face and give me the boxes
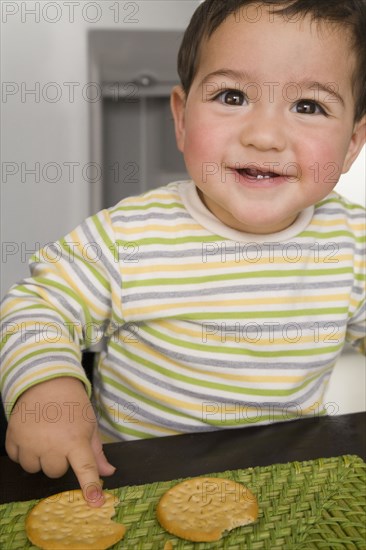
[171,6,366,234]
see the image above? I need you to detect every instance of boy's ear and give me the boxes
[342,115,366,173]
[170,85,187,153]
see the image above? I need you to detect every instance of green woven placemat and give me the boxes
[0,455,365,550]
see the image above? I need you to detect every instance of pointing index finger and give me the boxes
[67,446,105,507]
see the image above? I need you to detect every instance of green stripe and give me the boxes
[100,371,191,420]
[317,196,365,210]
[91,215,118,254]
[0,314,82,350]
[11,277,98,348]
[33,276,92,323]
[141,325,344,356]
[59,239,110,291]
[5,374,92,415]
[199,409,327,427]
[101,405,326,434]
[300,230,365,242]
[116,235,224,246]
[100,409,154,439]
[1,302,55,334]
[112,201,185,212]
[0,346,81,391]
[122,268,354,288]
[100,358,330,432]
[0,290,93,350]
[173,308,347,320]
[110,340,332,396]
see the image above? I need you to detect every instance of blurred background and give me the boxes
[1,1,365,412]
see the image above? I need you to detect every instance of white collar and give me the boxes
[178,180,314,243]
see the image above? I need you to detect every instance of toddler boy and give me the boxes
[1,0,365,506]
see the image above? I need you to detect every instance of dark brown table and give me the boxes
[1,412,365,504]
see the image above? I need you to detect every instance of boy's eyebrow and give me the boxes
[297,79,345,107]
[200,69,345,107]
[200,69,253,88]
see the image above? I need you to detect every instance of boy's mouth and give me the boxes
[236,167,280,180]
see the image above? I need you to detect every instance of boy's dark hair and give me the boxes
[177,0,366,122]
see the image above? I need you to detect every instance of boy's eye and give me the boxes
[294,100,326,115]
[215,89,246,106]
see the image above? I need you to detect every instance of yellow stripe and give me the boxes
[8,365,83,397]
[103,363,204,411]
[103,364,326,416]
[354,259,366,268]
[114,335,305,384]
[350,296,364,310]
[94,386,177,435]
[105,408,177,435]
[158,320,343,350]
[113,191,179,206]
[122,256,355,274]
[1,296,46,318]
[34,264,106,319]
[2,335,78,374]
[7,264,104,319]
[310,218,365,229]
[123,293,349,317]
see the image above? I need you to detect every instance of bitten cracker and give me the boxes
[25,489,126,550]
[156,476,258,542]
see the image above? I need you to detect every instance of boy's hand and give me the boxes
[5,377,116,507]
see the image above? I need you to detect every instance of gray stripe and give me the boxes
[113,212,193,223]
[114,326,340,372]
[1,313,70,364]
[3,292,82,364]
[122,279,354,303]
[118,241,359,259]
[315,206,366,218]
[94,377,218,433]
[94,368,331,435]
[349,299,366,324]
[23,273,84,322]
[2,312,65,327]
[198,318,347,333]
[81,221,121,287]
[3,354,82,398]
[47,243,110,307]
[56,243,111,309]
[29,241,111,308]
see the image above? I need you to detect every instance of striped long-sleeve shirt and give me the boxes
[1,181,365,441]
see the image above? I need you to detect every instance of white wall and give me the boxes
[1,1,199,298]
[335,153,365,206]
[1,0,365,299]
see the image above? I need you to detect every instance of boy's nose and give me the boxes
[239,107,287,152]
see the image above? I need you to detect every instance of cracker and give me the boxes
[156,476,258,542]
[25,489,126,550]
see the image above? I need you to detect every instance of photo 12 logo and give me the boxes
[2,81,140,104]
[1,1,140,24]
[1,161,140,184]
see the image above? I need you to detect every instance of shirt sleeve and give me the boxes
[0,209,123,416]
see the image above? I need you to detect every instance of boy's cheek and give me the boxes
[183,134,215,169]
[304,158,343,190]
[301,141,345,187]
